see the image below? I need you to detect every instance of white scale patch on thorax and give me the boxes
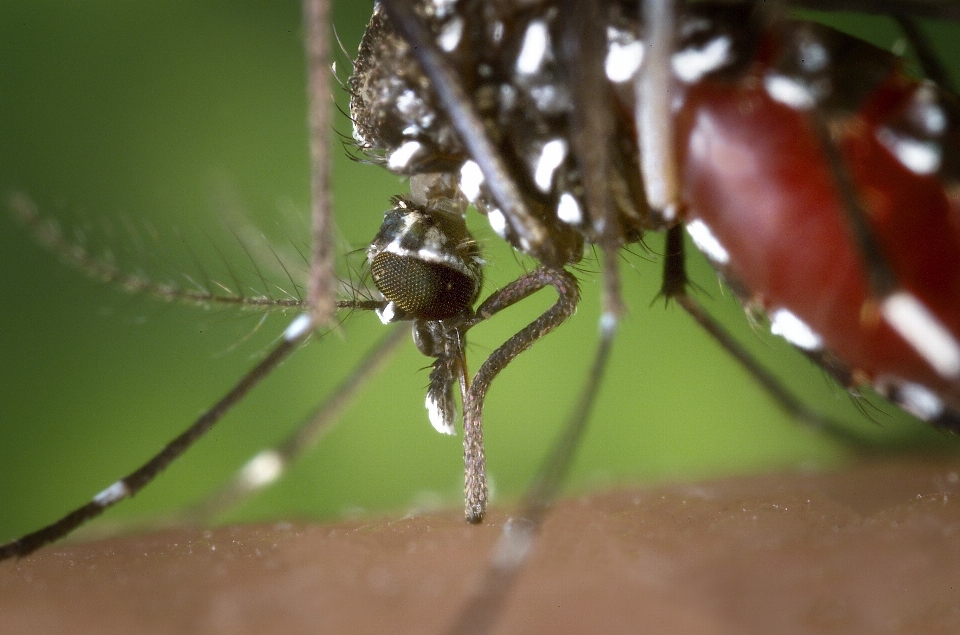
[797,38,829,73]
[909,83,947,136]
[516,20,550,76]
[533,138,567,192]
[556,193,582,225]
[396,89,435,137]
[430,0,458,19]
[388,140,424,170]
[459,160,484,203]
[605,27,644,83]
[438,16,464,52]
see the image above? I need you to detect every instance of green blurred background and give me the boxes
[0,1,957,544]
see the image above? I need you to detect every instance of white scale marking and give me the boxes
[438,16,464,52]
[396,90,434,137]
[920,102,947,135]
[876,127,941,175]
[686,219,730,265]
[798,38,828,73]
[383,239,463,270]
[459,160,484,203]
[599,312,619,337]
[426,394,456,435]
[769,308,823,351]
[556,193,582,224]
[283,313,313,342]
[671,36,731,83]
[605,38,644,83]
[516,20,549,76]
[534,138,567,192]
[487,208,508,238]
[377,301,398,325]
[396,90,419,117]
[352,120,367,145]
[492,21,504,44]
[424,225,446,247]
[894,381,945,421]
[882,291,960,379]
[529,84,564,113]
[911,85,946,135]
[401,209,419,228]
[387,141,423,170]
[239,450,285,489]
[764,73,815,110]
[93,480,130,507]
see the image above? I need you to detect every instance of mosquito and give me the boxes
[2,1,960,633]
[0,0,866,548]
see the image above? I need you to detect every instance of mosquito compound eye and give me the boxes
[368,197,484,322]
[371,252,476,320]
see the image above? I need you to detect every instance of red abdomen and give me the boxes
[676,34,960,421]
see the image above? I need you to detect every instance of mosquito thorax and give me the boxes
[367,197,484,324]
[349,0,664,267]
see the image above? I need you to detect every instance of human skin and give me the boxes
[2,455,959,635]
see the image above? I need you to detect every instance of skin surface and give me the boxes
[3,455,960,635]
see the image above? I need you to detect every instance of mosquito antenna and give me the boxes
[176,225,218,298]
[264,239,306,304]
[0,316,316,560]
[230,226,278,300]
[8,193,304,311]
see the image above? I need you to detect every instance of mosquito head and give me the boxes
[367,196,484,323]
